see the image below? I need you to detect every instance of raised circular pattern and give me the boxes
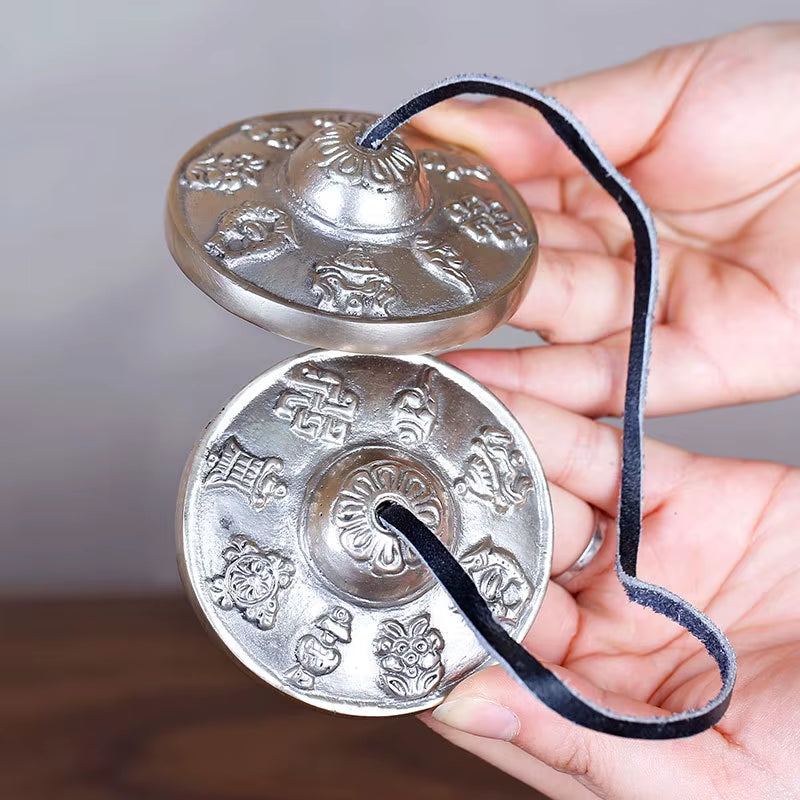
[284,122,432,231]
[166,110,538,354]
[179,350,553,715]
[304,446,454,606]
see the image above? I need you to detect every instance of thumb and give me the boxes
[409,40,706,185]
[424,662,718,799]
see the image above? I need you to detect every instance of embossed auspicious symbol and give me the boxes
[413,235,476,298]
[203,436,288,511]
[285,606,353,690]
[205,202,297,267]
[391,368,438,445]
[374,614,444,699]
[312,112,374,128]
[240,120,302,150]
[208,536,295,630]
[446,194,529,248]
[332,458,443,576]
[312,245,398,317]
[180,152,266,193]
[455,426,534,513]
[274,363,359,445]
[203,437,288,510]
[309,123,417,189]
[461,539,532,626]
[420,149,493,182]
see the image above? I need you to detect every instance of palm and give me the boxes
[561,451,800,742]
[410,24,800,798]
[414,23,800,417]
[424,386,800,798]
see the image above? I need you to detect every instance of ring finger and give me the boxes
[549,483,602,577]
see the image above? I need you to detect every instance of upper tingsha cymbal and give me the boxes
[166,111,537,353]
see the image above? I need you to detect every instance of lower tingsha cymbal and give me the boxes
[178,351,553,715]
[165,110,537,354]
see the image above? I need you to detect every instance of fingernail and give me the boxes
[432,697,520,741]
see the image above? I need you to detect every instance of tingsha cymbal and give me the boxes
[178,350,552,715]
[166,111,537,354]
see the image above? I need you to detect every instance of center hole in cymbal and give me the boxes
[352,125,387,153]
[373,496,403,532]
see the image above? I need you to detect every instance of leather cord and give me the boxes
[369,76,736,739]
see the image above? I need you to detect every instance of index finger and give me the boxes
[410,41,705,183]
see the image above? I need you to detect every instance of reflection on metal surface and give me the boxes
[178,351,552,715]
[167,110,537,353]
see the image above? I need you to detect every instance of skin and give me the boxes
[407,23,800,800]
[415,23,800,418]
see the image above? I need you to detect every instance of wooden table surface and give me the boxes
[1,595,545,799]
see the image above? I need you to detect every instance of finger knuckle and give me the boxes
[550,731,594,778]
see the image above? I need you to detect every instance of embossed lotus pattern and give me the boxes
[332,459,442,576]
[310,124,417,189]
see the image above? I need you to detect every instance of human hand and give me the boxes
[421,386,799,799]
[413,23,800,417]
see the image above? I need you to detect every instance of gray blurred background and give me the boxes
[2,1,798,597]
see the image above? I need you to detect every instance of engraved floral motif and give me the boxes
[205,202,296,267]
[203,437,287,510]
[445,194,529,248]
[312,245,398,317]
[309,123,417,189]
[285,606,353,690]
[274,363,359,445]
[240,120,302,150]
[420,149,493,182]
[374,613,444,699]
[208,536,295,630]
[180,152,266,193]
[332,459,442,576]
[391,368,438,445]
[461,539,531,626]
[413,235,476,298]
[455,426,533,513]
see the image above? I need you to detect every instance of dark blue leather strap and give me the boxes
[369,75,736,739]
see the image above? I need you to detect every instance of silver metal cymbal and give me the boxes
[165,110,537,354]
[178,350,553,715]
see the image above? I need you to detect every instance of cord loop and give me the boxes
[373,75,735,739]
